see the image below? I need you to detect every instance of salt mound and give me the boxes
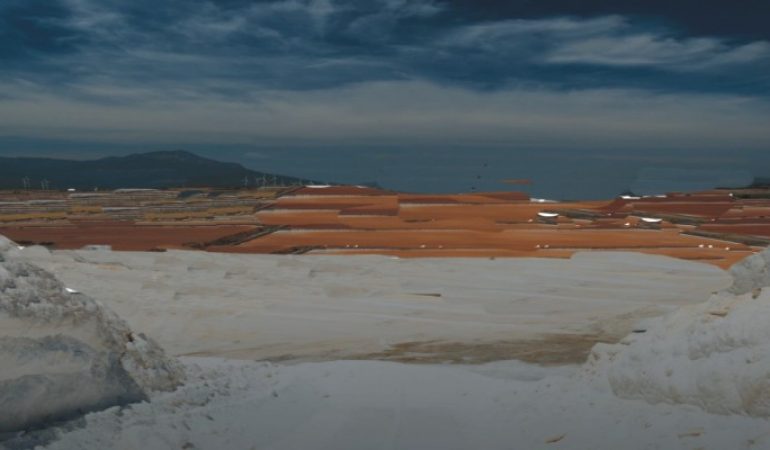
[0,236,17,253]
[0,241,184,433]
[727,248,770,295]
[586,247,770,417]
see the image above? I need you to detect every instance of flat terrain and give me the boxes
[37,357,770,450]
[12,246,767,450]
[4,186,769,450]
[2,186,769,267]
[0,223,259,251]
[14,248,730,364]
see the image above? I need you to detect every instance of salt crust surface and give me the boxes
[0,236,183,434]
[4,239,770,449]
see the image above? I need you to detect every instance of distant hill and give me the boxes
[0,151,316,190]
[749,177,770,188]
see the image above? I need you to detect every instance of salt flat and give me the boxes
[37,357,770,450]
[7,244,770,450]
[14,248,730,363]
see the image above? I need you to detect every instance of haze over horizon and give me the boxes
[1,0,769,198]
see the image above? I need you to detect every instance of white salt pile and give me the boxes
[727,247,770,295]
[586,246,770,417]
[0,235,184,434]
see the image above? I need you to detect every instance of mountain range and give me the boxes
[0,151,315,190]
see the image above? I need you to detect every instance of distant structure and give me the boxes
[639,217,663,230]
[537,211,559,225]
[501,179,532,185]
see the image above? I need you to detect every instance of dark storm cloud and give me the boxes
[0,0,83,59]
[2,0,768,97]
[1,0,769,173]
[443,0,770,41]
[0,0,447,95]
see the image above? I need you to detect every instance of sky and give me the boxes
[1,0,769,198]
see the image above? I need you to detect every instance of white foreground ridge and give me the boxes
[0,235,184,434]
[586,246,770,417]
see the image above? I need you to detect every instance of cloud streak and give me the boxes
[2,80,768,151]
[441,15,770,71]
[4,1,769,94]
